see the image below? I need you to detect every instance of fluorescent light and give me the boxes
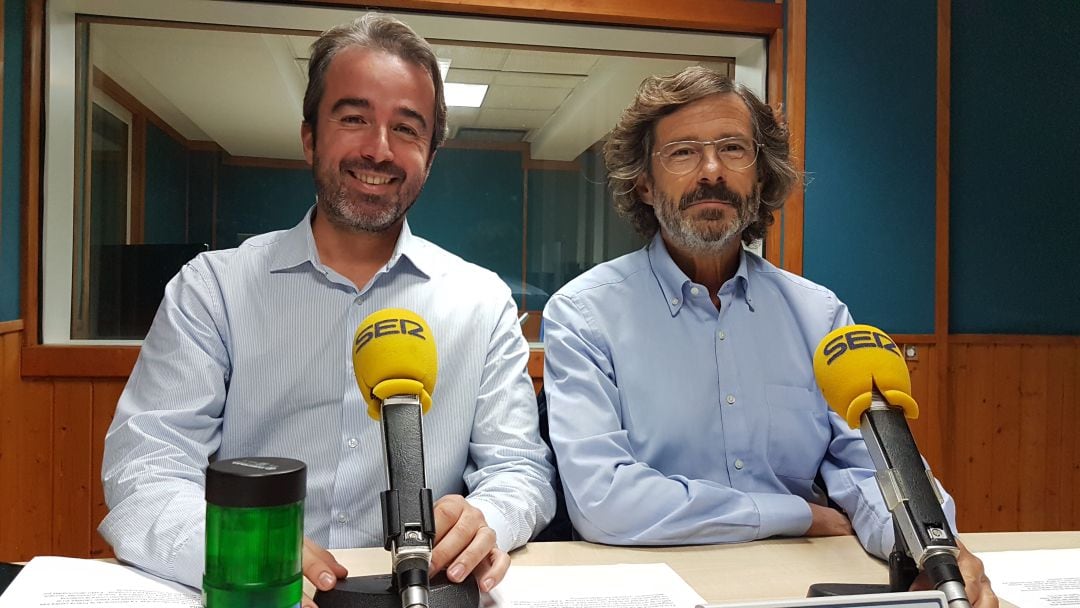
[436,57,487,107]
[444,82,488,108]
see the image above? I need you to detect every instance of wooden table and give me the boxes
[323,531,1080,605]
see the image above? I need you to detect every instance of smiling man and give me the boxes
[542,66,996,607]
[100,14,555,606]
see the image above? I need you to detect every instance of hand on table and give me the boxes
[805,503,855,537]
[301,536,348,608]
[431,494,510,593]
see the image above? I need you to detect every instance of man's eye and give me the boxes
[394,124,420,138]
[668,146,698,158]
[338,115,366,126]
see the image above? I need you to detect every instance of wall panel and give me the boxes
[52,380,93,557]
[946,340,1080,533]
[0,329,54,560]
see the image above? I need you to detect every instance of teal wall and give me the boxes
[949,3,1080,334]
[803,2,937,334]
[144,122,189,244]
[0,0,25,321]
[216,164,314,248]
[186,151,217,246]
[411,148,523,280]
[526,167,588,310]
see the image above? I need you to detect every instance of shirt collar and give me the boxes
[269,206,433,280]
[646,232,753,316]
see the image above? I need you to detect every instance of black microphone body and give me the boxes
[860,390,969,608]
[380,395,436,608]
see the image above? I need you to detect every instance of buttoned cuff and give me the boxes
[748,492,814,540]
[171,520,207,590]
[465,497,516,553]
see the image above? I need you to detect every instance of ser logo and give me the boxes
[354,318,427,353]
[823,329,901,365]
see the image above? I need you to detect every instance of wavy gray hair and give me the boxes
[604,66,797,243]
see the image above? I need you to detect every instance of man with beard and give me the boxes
[100,14,555,606]
[542,67,995,606]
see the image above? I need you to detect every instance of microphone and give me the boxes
[812,325,970,608]
[353,308,438,608]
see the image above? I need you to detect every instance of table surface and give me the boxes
[323,531,1080,605]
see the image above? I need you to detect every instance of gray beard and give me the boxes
[653,186,760,256]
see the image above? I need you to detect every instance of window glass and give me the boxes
[43,1,766,343]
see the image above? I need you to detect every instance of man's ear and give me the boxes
[301,121,315,165]
[635,174,655,207]
[425,148,438,171]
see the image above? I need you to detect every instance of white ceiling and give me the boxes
[91,23,733,161]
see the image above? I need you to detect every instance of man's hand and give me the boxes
[431,494,510,593]
[910,541,997,608]
[301,536,349,608]
[805,503,855,537]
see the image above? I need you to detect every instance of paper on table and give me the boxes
[482,563,706,608]
[976,548,1080,608]
[0,556,201,607]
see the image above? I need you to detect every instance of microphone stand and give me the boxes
[314,396,479,608]
[808,389,970,608]
[807,518,919,598]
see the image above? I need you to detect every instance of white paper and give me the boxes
[0,556,201,607]
[976,548,1080,608]
[482,563,706,608]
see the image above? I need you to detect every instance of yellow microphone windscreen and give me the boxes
[812,324,919,428]
[352,308,437,420]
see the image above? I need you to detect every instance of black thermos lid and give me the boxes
[206,457,307,508]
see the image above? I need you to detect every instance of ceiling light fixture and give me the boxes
[437,56,488,107]
[444,83,488,108]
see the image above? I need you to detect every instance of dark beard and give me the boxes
[678,182,754,212]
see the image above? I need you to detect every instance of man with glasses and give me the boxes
[542,66,995,606]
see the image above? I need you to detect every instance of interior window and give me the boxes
[42,1,767,344]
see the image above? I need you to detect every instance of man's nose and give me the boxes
[358,125,395,164]
[697,145,726,184]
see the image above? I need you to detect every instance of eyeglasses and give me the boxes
[653,137,761,175]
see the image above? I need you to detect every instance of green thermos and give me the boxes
[203,457,306,608]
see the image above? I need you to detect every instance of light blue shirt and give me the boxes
[542,235,954,557]
[101,208,556,588]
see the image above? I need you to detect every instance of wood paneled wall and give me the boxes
[946,341,1078,532]
[1,327,1077,562]
[1,326,123,561]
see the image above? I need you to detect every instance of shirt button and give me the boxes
[670,297,680,306]
[337,512,348,524]
[718,330,726,340]
[690,287,700,296]
[347,437,359,449]
[726,394,736,405]
[734,459,744,470]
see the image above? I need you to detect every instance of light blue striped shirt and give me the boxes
[543,234,954,557]
[101,208,556,588]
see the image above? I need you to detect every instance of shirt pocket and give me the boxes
[764,383,831,480]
